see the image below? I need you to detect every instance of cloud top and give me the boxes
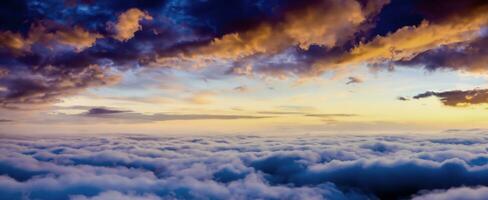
[2,131,488,199]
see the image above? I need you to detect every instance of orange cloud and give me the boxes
[112,8,153,42]
[53,26,103,51]
[0,31,27,52]
[340,6,488,66]
[0,23,102,54]
[181,0,388,62]
[0,67,9,78]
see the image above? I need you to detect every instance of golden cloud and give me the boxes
[112,8,153,42]
[183,0,388,61]
[0,23,102,54]
[341,6,488,65]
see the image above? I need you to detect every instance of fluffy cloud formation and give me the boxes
[2,131,488,199]
[0,23,102,53]
[187,0,379,58]
[170,0,389,77]
[111,8,153,42]
[0,64,120,108]
[413,88,488,107]
[397,35,488,73]
[0,0,487,108]
[412,187,488,200]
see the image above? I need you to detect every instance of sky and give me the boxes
[1,0,488,135]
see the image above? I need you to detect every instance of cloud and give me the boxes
[319,1,488,75]
[71,191,162,200]
[0,0,487,109]
[396,35,488,73]
[54,107,272,123]
[2,132,488,199]
[413,88,488,107]
[0,64,121,108]
[412,186,488,200]
[0,119,12,123]
[397,96,409,101]
[0,68,8,78]
[346,76,363,85]
[233,86,249,93]
[0,22,102,53]
[86,108,129,115]
[255,111,358,121]
[110,8,153,42]
[165,0,389,77]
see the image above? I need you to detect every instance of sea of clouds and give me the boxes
[2,130,488,200]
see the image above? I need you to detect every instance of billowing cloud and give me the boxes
[0,64,120,108]
[2,131,488,199]
[412,186,488,200]
[162,0,389,77]
[0,23,102,53]
[396,35,488,73]
[71,191,162,200]
[413,88,488,107]
[0,0,487,109]
[111,8,153,42]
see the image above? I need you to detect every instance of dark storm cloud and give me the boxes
[413,89,488,107]
[2,132,488,199]
[0,0,487,108]
[396,35,488,73]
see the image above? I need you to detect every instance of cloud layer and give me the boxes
[0,0,487,108]
[2,131,488,199]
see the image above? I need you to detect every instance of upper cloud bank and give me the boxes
[2,131,488,199]
[0,0,487,108]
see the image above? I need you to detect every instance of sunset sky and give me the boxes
[4,1,488,200]
[1,0,488,134]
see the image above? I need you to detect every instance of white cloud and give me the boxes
[1,131,488,199]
